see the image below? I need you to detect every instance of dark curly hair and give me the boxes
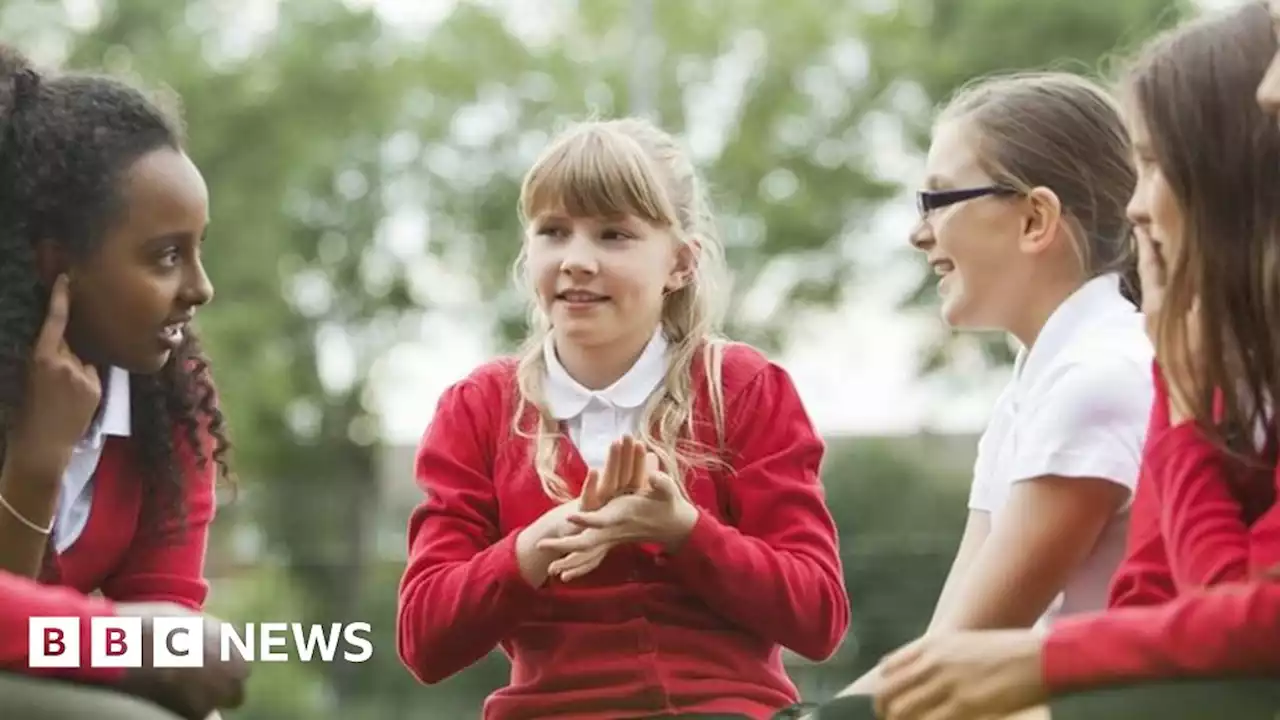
[0,45,231,537]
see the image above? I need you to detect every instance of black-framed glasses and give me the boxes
[916,185,1020,217]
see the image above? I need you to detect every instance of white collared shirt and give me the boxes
[543,328,668,470]
[969,273,1154,627]
[53,366,131,552]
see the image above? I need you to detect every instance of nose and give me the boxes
[560,232,599,278]
[909,218,935,253]
[1257,56,1280,120]
[1125,187,1149,232]
[182,258,215,307]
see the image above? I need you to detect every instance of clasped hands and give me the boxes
[521,436,699,584]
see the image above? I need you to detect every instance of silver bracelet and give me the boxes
[0,490,52,535]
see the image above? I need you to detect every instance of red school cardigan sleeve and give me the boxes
[1043,580,1280,692]
[1139,355,1280,586]
[1108,361,1178,608]
[1146,422,1278,586]
[396,377,542,684]
[665,359,849,661]
[99,430,217,610]
[0,571,124,684]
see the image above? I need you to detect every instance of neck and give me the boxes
[1005,273,1085,350]
[553,327,657,391]
[89,364,111,429]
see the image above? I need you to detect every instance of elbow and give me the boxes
[395,595,459,685]
[794,635,844,664]
[395,619,456,685]
[399,649,452,686]
[792,623,847,663]
[793,587,851,662]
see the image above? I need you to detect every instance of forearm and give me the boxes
[397,532,544,684]
[1043,582,1280,693]
[0,571,124,684]
[0,461,62,578]
[927,569,970,634]
[515,524,562,588]
[667,513,848,661]
[930,558,1063,632]
[835,666,881,697]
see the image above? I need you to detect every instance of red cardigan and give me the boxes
[1043,362,1280,690]
[1108,363,1279,606]
[396,344,849,720]
[1044,580,1280,691]
[0,432,216,685]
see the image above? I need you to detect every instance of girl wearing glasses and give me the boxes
[829,71,1154,702]
[909,70,1153,634]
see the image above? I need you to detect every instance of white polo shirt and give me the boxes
[969,273,1153,627]
[543,328,668,470]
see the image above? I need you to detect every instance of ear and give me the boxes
[1017,187,1065,256]
[664,236,700,293]
[32,238,71,287]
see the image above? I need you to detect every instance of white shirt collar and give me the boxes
[544,327,669,420]
[81,366,132,450]
[1014,272,1135,385]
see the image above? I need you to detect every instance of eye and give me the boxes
[536,224,569,239]
[156,245,182,268]
[600,228,635,241]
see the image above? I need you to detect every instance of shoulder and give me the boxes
[1058,307,1152,369]
[714,341,796,400]
[1045,348,1153,401]
[704,342,816,433]
[1037,356,1153,423]
[429,357,520,429]
[454,357,519,394]
[1032,314,1153,414]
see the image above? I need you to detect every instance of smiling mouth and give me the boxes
[556,290,610,303]
[158,319,189,348]
[930,259,956,277]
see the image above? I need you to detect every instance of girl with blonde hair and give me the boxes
[397,117,849,719]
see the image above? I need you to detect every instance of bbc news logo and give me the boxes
[29,617,373,668]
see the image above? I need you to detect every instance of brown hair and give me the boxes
[1126,1,1280,476]
[938,72,1140,303]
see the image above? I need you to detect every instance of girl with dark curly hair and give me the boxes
[0,45,245,720]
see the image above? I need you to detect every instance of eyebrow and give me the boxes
[146,228,207,245]
[530,212,568,225]
[922,174,950,190]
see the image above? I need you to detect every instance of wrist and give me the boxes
[1005,634,1049,704]
[661,502,699,552]
[2,447,70,489]
[515,524,558,588]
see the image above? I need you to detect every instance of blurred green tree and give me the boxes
[0,0,1201,716]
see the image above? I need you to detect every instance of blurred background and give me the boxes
[6,0,1225,716]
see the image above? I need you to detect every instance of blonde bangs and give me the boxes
[519,125,677,228]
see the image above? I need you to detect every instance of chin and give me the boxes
[556,318,628,350]
[121,349,173,376]
[554,325,605,348]
[940,296,978,329]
